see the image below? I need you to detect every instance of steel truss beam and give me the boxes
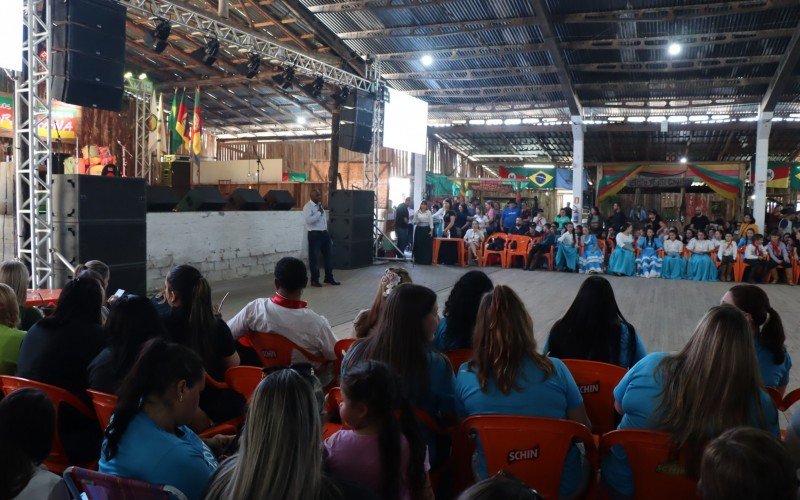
[336,16,540,40]
[117,0,375,92]
[556,0,797,23]
[405,85,562,98]
[383,66,555,81]
[374,43,546,62]
[562,29,794,51]
[572,54,781,73]
[15,0,53,288]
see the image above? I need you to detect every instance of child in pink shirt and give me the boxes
[324,360,431,500]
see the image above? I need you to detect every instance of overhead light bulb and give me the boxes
[297,116,306,125]
[668,43,682,56]
[421,54,433,66]
[123,71,133,79]
[138,72,147,80]
[680,157,688,163]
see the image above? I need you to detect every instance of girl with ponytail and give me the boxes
[100,339,231,500]
[723,285,792,393]
[325,360,431,500]
[162,265,243,428]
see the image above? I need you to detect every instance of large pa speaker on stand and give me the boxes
[339,90,375,154]
[329,190,374,270]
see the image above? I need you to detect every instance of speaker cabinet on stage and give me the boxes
[147,186,179,212]
[331,240,373,270]
[54,220,146,267]
[265,190,295,210]
[160,159,191,199]
[176,187,227,212]
[329,216,374,240]
[329,190,375,217]
[53,175,146,222]
[339,90,375,154]
[52,0,126,111]
[229,188,266,210]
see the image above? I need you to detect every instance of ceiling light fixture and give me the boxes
[272,66,296,90]
[668,43,682,56]
[680,157,688,163]
[239,52,261,79]
[421,54,434,66]
[145,19,171,53]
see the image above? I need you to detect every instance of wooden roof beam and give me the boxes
[405,84,562,98]
[572,54,781,74]
[562,28,794,51]
[383,66,556,81]
[532,0,582,116]
[557,0,797,24]
[335,16,540,39]
[762,20,800,112]
[374,43,546,62]
[307,0,460,13]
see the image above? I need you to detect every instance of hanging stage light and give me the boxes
[330,86,350,105]
[301,76,325,99]
[196,38,220,66]
[145,19,171,53]
[239,52,261,79]
[271,66,295,90]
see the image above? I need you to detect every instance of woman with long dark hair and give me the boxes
[545,276,645,368]
[343,283,455,467]
[456,285,591,499]
[100,339,230,500]
[89,295,167,394]
[603,305,779,498]
[722,285,792,393]
[161,265,243,428]
[434,270,493,351]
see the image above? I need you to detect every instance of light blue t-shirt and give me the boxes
[755,338,792,389]
[99,413,218,500]
[543,323,647,369]
[455,356,585,498]
[604,352,780,497]
[434,317,472,352]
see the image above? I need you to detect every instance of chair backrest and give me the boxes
[507,235,533,254]
[245,331,327,368]
[764,386,784,411]
[561,359,627,435]
[444,349,473,374]
[597,238,607,255]
[63,466,188,500]
[600,430,700,500]
[462,415,596,499]
[223,366,264,402]
[0,376,98,472]
[484,234,506,251]
[333,338,357,377]
[782,387,800,412]
[87,389,118,431]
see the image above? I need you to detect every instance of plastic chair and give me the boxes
[561,359,627,436]
[63,466,188,500]
[245,331,328,369]
[599,430,700,500]
[481,235,508,268]
[223,366,264,402]
[461,415,597,499]
[506,235,533,268]
[780,387,800,412]
[541,245,555,271]
[444,349,473,374]
[433,237,467,267]
[0,376,99,473]
[733,247,749,282]
[333,338,357,379]
[322,387,346,440]
[87,389,117,430]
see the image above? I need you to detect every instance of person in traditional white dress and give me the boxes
[661,230,685,280]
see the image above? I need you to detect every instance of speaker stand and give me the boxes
[372,221,412,267]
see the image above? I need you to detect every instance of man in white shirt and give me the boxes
[227,256,337,369]
[303,189,340,286]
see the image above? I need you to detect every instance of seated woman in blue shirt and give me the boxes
[100,339,232,500]
[545,276,646,369]
[343,283,455,467]
[722,285,792,394]
[604,305,779,499]
[455,285,591,499]
[434,270,493,352]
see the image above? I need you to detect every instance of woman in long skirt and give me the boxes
[608,223,636,276]
[413,201,433,265]
[686,230,718,281]
[555,223,579,272]
[579,226,604,274]
[636,228,663,278]
[661,230,685,280]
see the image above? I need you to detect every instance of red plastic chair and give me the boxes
[444,349,473,374]
[506,235,534,269]
[562,359,627,436]
[600,430,699,500]
[323,387,346,440]
[333,338,357,379]
[460,415,597,499]
[246,331,329,369]
[64,466,188,500]
[481,235,508,268]
[0,376,99,473]
[223,366,264,402]
[87,389,117,430]
[780,387,800,412]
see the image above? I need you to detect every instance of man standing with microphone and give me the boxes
[304,189,340,287]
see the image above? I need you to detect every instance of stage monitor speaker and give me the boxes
[332,239,373,270]
[329,190,375,217]
[147,186,179,212]
[56,262,146,296]
[229,188,266,211]
[53,175,146,222]
[340,90,375,154]
[176,187,227,212]
[52,153,71,175]
[264,190,295,210]
[329,216,374,242]
[54,221,146,267]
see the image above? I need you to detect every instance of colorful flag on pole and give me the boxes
[175,93,190,150]
[168,90,182,154]
[156,93,167,157]
[146,91,159,157]
[190,87,202,157]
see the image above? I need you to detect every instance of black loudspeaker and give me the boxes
[51,0,126,111]
[147,186,179,212]
[332,240,373,270]
[264,190,295,210]
[56,262,146,296]
[54,221,146,267]
[52,153,70,175]
[329,190,375,217]
[340,90,375,154]
[229,188,266,210]
[176,187,227,212]
[53,175,146,222]
[329,216,374,242]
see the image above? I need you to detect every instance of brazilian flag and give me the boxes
[527,170,555,189]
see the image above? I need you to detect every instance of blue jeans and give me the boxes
[308,230,334,283]
[396,226,409,253]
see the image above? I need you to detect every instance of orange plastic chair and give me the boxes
[599,430,700,500]
[246,331,328,368]
[223,366,264,402]
[780,387,800,412]
[87,389,117,430]
[481,235,508,268]
[433,237,467,267]
[444,349,473,374]
[541,245,555,271]
[793,255,800,285]
[323,387,346,440]
[64,466,188,500]
[0,376,99,473]
[506,235,533,269]
[333,338,357,379]
[733,247,749,282]
[461,415,597,499]
[562,359,627,436]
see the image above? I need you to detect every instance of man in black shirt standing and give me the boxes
[607,202,628,231]
[394,197,411,253]
[690,208,710,232]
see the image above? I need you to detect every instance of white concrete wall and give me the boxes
[146,211,307,291]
